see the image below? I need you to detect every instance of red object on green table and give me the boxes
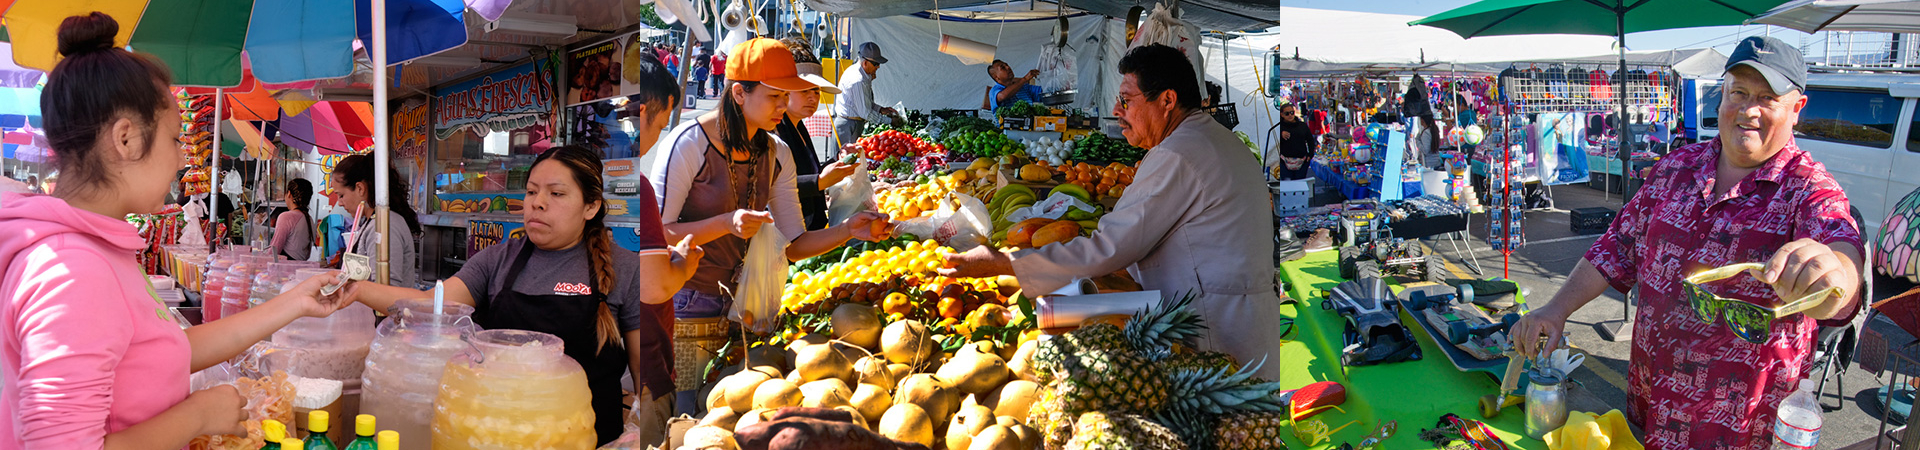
[1283,381,1348,421]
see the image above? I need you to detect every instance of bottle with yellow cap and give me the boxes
[343,415,377,450]
[376,430,398,450]
[303,411,340,450]
[259,420,287,450]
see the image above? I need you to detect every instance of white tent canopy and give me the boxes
[848,7,1690,151]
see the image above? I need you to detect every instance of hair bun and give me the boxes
[56,12,120,57]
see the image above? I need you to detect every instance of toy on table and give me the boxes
[1321,277,1421,369]
[1338,236,1446,283]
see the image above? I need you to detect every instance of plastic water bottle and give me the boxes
[1772,379,1822,449]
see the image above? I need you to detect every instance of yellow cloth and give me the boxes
[1545,410,1642,450]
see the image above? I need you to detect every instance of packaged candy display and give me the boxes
[432,330,594,450]
[362,300,479,450]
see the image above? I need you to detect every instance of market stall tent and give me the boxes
[810,0,1278,31]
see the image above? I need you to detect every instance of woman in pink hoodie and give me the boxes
[0,13,355,450]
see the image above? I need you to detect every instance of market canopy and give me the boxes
[808,0,1278,30]
[1250,7,1616,69]
[1411,0,1792,38]
[1749,0,1920,34]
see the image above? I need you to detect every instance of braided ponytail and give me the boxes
[534,144,625,352]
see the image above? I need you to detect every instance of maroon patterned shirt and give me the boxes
[1584,138,1861,450]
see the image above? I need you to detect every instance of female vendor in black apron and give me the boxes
[348,145,698,444]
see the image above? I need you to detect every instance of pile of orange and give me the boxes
[1055,161,1137,199]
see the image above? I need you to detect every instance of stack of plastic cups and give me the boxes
[220,254,272,319]
[201,252,235,322]
[252,261,319,309]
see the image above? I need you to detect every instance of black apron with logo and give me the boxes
[474,240,629,445]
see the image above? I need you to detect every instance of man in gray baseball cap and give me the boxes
[1510,35,1864,449]
[831,42,899,155]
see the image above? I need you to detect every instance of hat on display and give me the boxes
[727,38,814,92]
[794,63,842,94]
[1724,36,1806,96]
[859,42,888,64]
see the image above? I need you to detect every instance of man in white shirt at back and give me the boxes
[831,42,897,159]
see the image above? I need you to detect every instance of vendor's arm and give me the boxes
[1761,188,1866,321]
[995,71,1040,104]
[953,151,1193,293]
[186,271,358,372]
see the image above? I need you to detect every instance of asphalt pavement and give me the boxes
[1420,182,1909,449]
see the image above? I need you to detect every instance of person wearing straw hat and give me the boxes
[775,37,854,231]
[648,38,897,412]
[831,42,899,159]
[1510,36,1863,450]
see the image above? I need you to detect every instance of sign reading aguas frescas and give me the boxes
[432,61,555,140]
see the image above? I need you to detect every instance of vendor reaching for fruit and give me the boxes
[1508,37,1862,450]
[648,38,898,411]
[941,45,1283,380]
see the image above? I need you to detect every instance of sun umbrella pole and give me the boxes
[372,0,392,285]
[212,88,223,246]
[1615,2,1632,205]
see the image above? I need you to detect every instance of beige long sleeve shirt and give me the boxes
[1010,110,1284,379]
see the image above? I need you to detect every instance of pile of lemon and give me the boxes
[783,240,954,310]
[876,175,958,219]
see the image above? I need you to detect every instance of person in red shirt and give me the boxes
[710,51,727,98]
[1511,36,1862,450]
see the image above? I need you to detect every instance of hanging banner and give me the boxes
[433,61,555,140]
[393,98,430,158]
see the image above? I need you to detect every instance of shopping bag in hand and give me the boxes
[826,164,876,227]
[731,225,788,334]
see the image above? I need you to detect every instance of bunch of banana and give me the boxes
[986,184,1038,243]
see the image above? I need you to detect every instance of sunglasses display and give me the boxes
[1681,263,1840,344]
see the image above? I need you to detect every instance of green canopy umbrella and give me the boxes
[1411,0,1791,199]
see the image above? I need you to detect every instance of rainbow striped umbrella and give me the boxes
[2,0,470,87]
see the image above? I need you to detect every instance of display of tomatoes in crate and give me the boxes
[856,130,943,160]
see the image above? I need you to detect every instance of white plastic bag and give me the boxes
[1129,4,1205,97]
[731,225,788,334]
[896,193,993,251]
[1037,43,1075,92]
[825,164,875,226]
[1006,191,1100,223]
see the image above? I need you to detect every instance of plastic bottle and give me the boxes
[376,431,398,450]
[1772,379,1822,449]
[259,419,286,450]
[305,411,340,450]
[342,415,377,450]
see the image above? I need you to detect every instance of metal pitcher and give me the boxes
[1526,369,1569,440]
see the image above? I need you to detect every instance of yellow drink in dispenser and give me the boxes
[431,330,593,450]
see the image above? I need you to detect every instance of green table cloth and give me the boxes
[1273,250,1538,449]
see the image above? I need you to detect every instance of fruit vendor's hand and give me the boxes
[845,211,896,242]
[819,161,858,189]
[733,408,932,450]
[939,245,1015,279]
[1758,238,1862,320]
[732,209,775,239]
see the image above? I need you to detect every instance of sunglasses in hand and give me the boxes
[1682,263,1841,344]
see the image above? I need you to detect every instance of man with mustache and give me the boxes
[940,44,1282,380]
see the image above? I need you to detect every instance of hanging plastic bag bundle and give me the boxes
[1037,43,1076,92]
[731,224,789,333]
[1129,3,1205,97]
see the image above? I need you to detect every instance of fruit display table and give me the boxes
[1275,250,1538,449]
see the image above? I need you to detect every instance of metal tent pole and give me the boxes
[1597,1,1634,342]
[372,0,392,285]
[211,88,223,248]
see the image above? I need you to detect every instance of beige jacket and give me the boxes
[1011,110,1283,380]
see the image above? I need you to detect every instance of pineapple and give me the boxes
[1155,358,1287,450]
[1121,292,1207,362]
[1160,350,1238,375]
[1065,412,1188,450]
[1213,411,1292,450]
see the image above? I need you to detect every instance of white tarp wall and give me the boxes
[847,14,1122,113]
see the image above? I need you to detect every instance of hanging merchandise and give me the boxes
[1129,3,1205,97]
[1036,43,1075,92]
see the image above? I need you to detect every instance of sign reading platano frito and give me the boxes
[433,61,554,139]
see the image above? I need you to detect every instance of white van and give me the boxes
[1761,72,1920,238]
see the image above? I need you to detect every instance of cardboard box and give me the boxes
[1033,116,1067,132]
[999,117,1033,131]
